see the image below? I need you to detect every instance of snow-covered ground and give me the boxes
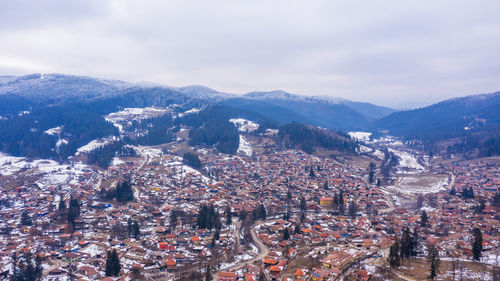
[237,135,253,156]
[230,118,259,133]
[76,136,118,155]
[348,131,372,141]
[112,157,125,166]
[385,174,449,195]
[0,153,31,175]
[176,107,200,118]
[372,149,385,160]
[0,152,92,187]
[44,126,62,136]
[162,157,212,184]
[105,107,171,133]
[358,145,372,153]
[388,148,424,172]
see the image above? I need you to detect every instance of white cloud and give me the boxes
[0,0,499,108]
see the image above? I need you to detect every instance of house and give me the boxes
[294,268,306,280]
[165,258,176,271]
[311,268,329,281]
[218,271,237,281]
[321,250,356,272]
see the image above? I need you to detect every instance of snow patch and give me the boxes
[348,131,372,141]
[237,135,253,156]
[230,118,259,132]
[44,126,62,136]
[76,137,117,155]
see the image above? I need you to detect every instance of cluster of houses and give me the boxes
[0,143,498,280]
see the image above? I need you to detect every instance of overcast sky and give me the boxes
[1,0,499,108]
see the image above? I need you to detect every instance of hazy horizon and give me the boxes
[1,1,499,108]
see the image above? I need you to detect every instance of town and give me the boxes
[0,127,499,281]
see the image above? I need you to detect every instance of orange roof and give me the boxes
[218,271,236,277]
[165,259,176,266]
[269,266,281,272]
[295,268,305,277]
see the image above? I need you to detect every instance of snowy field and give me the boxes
[76,136,118,155]
[237,135,253,156]
[348,131,372,141]
[388,148,425,172]
[105,107,171,132]
[162,157,212,184]
[0,152,92,188]
[230,118,259,132]
[385,173,450,196]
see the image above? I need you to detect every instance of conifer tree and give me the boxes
[132,221,140,239]
[283,227,290,240]
[58,196,66,211]
[472,227,483,261]
[21,211,32,226]
[226,206,232,225]
[388,239,401,268]
[420,210,428,227]
[300,197,306,211]
[427,243,440,280]
[105,250,121,276]
[348,200,357,218]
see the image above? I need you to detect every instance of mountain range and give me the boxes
[0,73,499,159]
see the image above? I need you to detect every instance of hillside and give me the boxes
[373,92,500,140]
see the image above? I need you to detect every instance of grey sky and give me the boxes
[1,0,499,108]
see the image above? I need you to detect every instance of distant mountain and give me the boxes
[235,90,395,129]
[0,73,399,160]
[372,92,500,141]
[0,73,203,115]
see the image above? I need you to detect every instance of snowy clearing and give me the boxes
[348,131,372,141]
[76,137,118,155]
[105,107,171,132]
[388,148,424,172]
[230,118,259,132]
[237,135,253,156]
[44,126,62,136]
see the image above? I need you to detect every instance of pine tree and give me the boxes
[348,201,357,218]
[132,221,140,239]
[283,227,290,240]
[449,186,456,196]
[427,243,440,280]
[259,204,266,220]
[300,197,306,211]
[226,206,232,225]
[105,250,121,276]
[421,210,428,227]
[333,193,339,206]
[21,211,32,226]
[309,167,315,177]
[58,196,66,211]
[105,251,113,276]
[472,227,483,261]
[388,239,401,268]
